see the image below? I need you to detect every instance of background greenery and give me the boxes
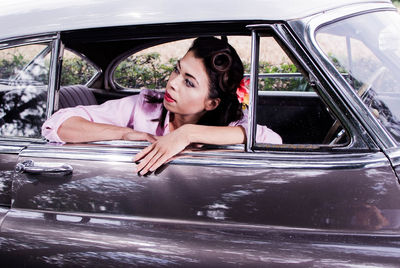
[114,53,311,92]
[1,52,311,92]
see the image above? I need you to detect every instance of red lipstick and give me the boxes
[164,91,175,103]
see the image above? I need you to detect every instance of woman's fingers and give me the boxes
[137,147,163,175]
[134,129,191,176]
[134,143,176,175]
[148,153,171,173]
[134,143,154,162]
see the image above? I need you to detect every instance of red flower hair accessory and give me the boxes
[236,78,249,109]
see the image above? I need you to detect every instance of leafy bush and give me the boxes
[61,58,97,86]
[1,52,311,92]
[114,53,177,89]
[115,53,310,92]
[0,53,28,79]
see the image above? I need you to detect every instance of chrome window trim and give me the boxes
[246,30,260,152]
[303,3,398,149]
[258,90,317,97]
[21,143,389,170]
[0,33,58,49]
[47,33,61,120]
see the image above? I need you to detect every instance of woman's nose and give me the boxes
[169,74,181,90]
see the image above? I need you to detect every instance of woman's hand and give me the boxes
[134,126,191,175]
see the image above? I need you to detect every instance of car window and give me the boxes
[61,49,99,86]
[315,11,400,144]
[0,43,51,138]
[57,49,100,110]
[111,35,347,147]
[113,39,194,90]
[255,36,346,146]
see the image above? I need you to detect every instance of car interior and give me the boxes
[0,22,346,147]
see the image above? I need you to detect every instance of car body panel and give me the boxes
[8,143,400,231]
[1,209,400,267]
[2,142,400,266]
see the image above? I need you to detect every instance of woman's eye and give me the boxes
[173,66,179,73]
[185,79,194,87]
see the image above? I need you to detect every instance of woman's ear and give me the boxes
[205,98,221,111]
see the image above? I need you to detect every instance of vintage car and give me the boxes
[1,0,400,266]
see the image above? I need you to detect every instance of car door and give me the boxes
[2,24,400,267]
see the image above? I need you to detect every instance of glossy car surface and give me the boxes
[1,0,400,266]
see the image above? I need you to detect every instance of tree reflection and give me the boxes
[0,44,50,138]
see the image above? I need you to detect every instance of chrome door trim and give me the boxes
[20,144,389,170]
[384,147,400,167]
[9,208,400,237]
[301,3,397,149]
[0,145,24,154]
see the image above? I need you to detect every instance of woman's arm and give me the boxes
[133,124,245,175]
[42,93,142,143]
[58,116,156,143]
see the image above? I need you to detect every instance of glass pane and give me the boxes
[113,36,251,90]
[258,37,312,92]
[61,49,98,86]
[255,36,342,145]
[114,39,194,90]
[0,43,51,138]
[316,11,400,143]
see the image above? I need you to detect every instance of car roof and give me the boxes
[0,0,393,41]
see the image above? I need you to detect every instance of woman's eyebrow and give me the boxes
[178,60,199,85]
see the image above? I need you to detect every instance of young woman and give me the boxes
[42,37,281,175]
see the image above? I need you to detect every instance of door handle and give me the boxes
[16,160,73,175]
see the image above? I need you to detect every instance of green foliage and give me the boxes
[249,61,312,92]
[1,52,312,92]
[114,53,177,89]
[61,58,97,86]
[0,53,28,79]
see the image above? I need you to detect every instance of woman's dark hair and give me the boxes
[190,37,244,126]
[147,36,244,126]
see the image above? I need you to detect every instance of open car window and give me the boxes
[254,35,349,147]
[58,34,351,151]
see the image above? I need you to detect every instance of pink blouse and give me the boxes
[42,89,282,144]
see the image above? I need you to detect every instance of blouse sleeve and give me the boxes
[41,94,140,143]
[229,109,282,144]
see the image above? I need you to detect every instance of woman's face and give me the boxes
[164,51,219,123]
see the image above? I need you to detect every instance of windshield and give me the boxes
[316,11,400,144]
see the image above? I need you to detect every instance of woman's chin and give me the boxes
[163,99,175,111]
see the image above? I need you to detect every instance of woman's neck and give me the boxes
[169,112,205,132]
